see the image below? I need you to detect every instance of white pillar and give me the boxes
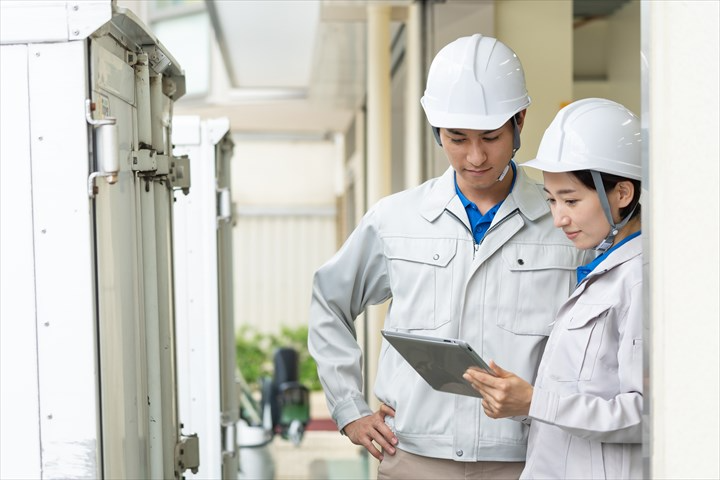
[646,1,720,478]
[404,1,423,189]
[366,5,392,205]
[365,4,392,419]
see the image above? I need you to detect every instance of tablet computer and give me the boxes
[381,330,494,398]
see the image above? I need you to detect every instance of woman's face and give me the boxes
[542,171,612,250]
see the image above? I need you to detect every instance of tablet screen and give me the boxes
[381,330,493,398]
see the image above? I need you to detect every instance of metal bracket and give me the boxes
[170,155,191,195]
[175,433,200,476]
[217,188,232,224]
[131,149,157,172]
[146,45,172,74]
[125,50,138,66]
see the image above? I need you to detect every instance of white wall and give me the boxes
[495,0,573,166]
[427,0,495,177]
[646,1,720,478]
[231,138,338,336]
[574,0,641,114]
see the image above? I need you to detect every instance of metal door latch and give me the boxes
[175,433,200,477]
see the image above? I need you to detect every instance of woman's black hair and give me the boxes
[570,170,641,219]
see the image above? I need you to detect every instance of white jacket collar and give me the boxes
[420,165,550,223]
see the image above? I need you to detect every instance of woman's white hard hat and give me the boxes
[421,34,531,131]
[522,98,642,181]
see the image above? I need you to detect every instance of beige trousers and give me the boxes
[377,448,525,480]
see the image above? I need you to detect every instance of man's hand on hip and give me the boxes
[343,404,398,461]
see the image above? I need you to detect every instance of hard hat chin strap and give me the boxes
[432,126,442,146]
[591,170,637,253]
[496,163,511,182]
[498,115,521,183]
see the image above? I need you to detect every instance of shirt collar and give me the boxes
[576,230,642,285]
[453,162,517,209]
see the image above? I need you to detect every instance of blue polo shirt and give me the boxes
[454,162,517,244]
[576,230,641,285]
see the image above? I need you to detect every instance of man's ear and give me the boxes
[615,180,635,209]
[515,109,527,132]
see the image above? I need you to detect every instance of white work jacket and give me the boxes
[522,235,643,479]
[309,166,588,461]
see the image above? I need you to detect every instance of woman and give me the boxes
[463,98,643,479]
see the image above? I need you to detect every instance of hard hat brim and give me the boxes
[421,97,529,131]
[520,158,642,181]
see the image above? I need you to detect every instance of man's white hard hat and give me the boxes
[421,34,531,131]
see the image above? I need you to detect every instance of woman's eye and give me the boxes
[546,198,556,205]
[565,200,578,206]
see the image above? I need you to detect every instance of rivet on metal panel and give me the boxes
[73,30,80,36]
[35,52,40,57]
[41,229,46,234]
[73,5,79,10]
[47,414,53,420]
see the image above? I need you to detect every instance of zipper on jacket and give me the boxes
[446,210,479,259]
[446,208,521,259]
[447,208,521,260]
[477,208,521,247]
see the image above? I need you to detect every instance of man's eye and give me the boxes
[565,200,578,206]
[546,198,556,205]
[483,135,500,142]
[449,138,465,144]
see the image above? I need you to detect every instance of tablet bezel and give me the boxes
[381,330,494,398]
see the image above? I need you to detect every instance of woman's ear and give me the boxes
[615,180,635,209]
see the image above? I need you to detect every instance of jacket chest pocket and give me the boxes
[547,303,611,382]
[384,237,457,330]
[495,243,580,336]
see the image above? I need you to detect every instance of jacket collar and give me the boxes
[420,164,550,223]
[571,234,642,298]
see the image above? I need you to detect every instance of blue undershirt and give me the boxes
[576,230,641,285]
[454,162,517,244]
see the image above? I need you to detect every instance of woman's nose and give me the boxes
[552,210,570,228]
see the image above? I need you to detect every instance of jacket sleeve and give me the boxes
[307,206,391,431]
[528,282,643,443]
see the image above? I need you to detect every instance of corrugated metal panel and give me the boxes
[234,213,336,335]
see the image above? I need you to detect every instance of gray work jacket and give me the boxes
[309,166,588,461]
[522,235,643,479]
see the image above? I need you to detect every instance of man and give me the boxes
[309,34,588,479]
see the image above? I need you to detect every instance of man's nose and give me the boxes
[467,141,486,166]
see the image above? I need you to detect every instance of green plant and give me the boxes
[236,324,322,392]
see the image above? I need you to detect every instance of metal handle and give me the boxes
[85,99,116,126]
[87,99,119,197]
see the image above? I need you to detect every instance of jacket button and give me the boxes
[433,254,440,260]
[456,450,463,457]
[517,258,525,265]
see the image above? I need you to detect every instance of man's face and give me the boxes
[440,118,517,196]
